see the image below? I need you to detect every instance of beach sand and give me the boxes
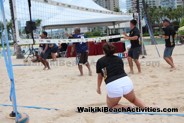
[0,44,184,123]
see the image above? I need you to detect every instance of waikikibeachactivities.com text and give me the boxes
[77,107,179,113]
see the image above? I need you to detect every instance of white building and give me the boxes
[176,0,184,7]
[126,0,161,12]
[160,0,176,8]
[93,0,120,11]
[160,0,184,8]
[146,0,161,7]
[126,0,132,12]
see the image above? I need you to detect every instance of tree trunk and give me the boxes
[9,0,24,59]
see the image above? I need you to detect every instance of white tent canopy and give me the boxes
[41,0,133,29]
[53,0,109,11]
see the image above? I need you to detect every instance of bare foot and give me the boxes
[171,66,176,69]
[138,71,141,74]
[43,67,46,70]
[170,67,176,72]
[78,74,83,76]
[128,71,134,74]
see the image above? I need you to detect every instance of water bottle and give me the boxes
[118,53,123,58]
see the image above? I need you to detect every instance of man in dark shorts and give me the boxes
[67,28,92,76]
[162,19,176,69]
[40,32,51,60]
[39,31,51,70]
[123,19,141,74]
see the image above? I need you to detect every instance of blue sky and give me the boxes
[120,0,127,12]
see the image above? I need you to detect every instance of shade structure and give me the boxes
[41,0,133,29]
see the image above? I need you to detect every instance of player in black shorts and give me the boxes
[39,31,51,70]
[162,19,176,70]
[123,20,141,74]
[67,28,92,76]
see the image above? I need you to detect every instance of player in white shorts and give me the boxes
[96,43,145,109]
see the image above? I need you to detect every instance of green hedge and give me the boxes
[85,30,102,37]
[180,18,184,27]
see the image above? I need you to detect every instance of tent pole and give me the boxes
[113,22,115,34]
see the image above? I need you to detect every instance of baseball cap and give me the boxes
[163,19,171,23]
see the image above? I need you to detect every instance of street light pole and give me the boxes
[183,0,184,18]
[137,0,147,56]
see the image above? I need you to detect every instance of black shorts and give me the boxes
[40,50,51,59]
[76,52,88,65]
[51,47,58,53]
[128,47,141,60]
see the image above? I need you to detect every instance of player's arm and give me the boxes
[96,60,103,95]
[97,73,103,94]
[162,35,169,39]
[123,31,139,40]
[124,36,139,40]
[65,33,73,38]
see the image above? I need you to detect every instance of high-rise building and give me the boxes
[126,0,161,12]
[146,0,161,7]
[126,0,182,13]
[160,0,176,8]
[93,0,120,11]
[176,0,184,7]
[126,0,132,12]
[160,0,184,8]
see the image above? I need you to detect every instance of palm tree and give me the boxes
[6,20,13,40]
[35,19,42,27]
[114,7,121,12]
[35,19,42,34]
[9,0,24,59]
[0,21,4,39]
[128,9,132,13]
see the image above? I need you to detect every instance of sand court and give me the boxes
[0,45,184,123]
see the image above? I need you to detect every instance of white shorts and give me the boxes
[106,76,134,98]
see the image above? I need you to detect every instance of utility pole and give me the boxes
[183,0,184,18]
[9,0,24,59]
[137,0,147,56]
